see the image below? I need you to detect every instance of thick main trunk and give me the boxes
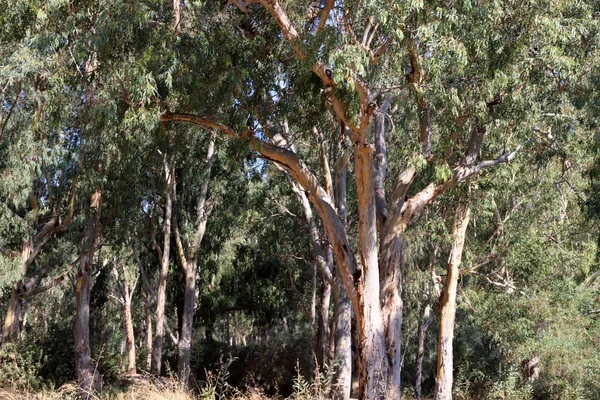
[379,233,404,398]
[177,265,196,381]
[434,206,471,400]
[333,145,351,400]
[74,189,103,397]
[175,137,215,382]
[354,144,389,399]
[152,158,174,376]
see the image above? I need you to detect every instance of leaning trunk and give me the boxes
[74,188,103,397]
[434,206,471,400]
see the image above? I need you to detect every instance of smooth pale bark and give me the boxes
[333,283,352,400]
[373,97,391,227]
[117,262,137,374]
[434,206,471,400]
[333,146,352,400]
[173,136,216,382]
[74,188,103,397]
[354,143,390,400]
[317,277,331,369]
[162,110,526,400]
[143,292,153,371]
[172,0,181,35]
[151,156,174,376]
[135,249,178,351]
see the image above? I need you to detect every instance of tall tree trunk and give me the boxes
[333,144,351,400]
[434,206,471,400]
[354,142,390,400]
[119,262,137,375]
[74,188,103,397]
[152,155,174,376]
[144,292,153,371]
[174,136,215,382]
[317,278,331,369]
[177,262,197,381]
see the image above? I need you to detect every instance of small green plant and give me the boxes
[291,360,312,400]
[200,355,237,400]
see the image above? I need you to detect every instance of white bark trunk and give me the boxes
[434,206,471,400]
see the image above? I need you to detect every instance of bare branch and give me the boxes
[316,0,334,31]
[371,36,393,65]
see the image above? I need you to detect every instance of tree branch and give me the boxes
[162,111,360,316]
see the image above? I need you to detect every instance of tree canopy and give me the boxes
[1,1,599,399]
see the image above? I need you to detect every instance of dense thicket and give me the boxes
[1,1,599,399]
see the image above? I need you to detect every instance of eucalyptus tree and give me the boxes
[2,0,598,398]
[171,130,216,381]
[153,0,599,397]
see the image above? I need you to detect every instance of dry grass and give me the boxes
[0,383,79,399]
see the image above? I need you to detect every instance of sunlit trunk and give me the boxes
[434,206,471,400]
[354,144,390,400]
[121,265,137,375]
[333,282,352,400]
